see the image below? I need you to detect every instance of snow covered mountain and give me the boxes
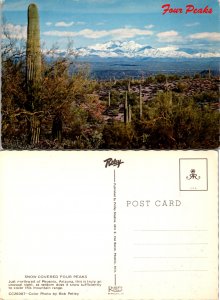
[44,40,220,60]
[75,40,220,59]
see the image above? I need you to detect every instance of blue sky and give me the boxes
[2,0,220,50]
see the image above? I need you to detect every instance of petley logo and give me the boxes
[108,286,123,294]
[104,158,124,168]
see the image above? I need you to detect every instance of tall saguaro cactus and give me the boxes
[124,91,128,124]
[128,104,132,123]
[108,90,111,107]
[139,84,142,119]
[124,91,132,124]
[26,3,41,145]
[26,3,41,87]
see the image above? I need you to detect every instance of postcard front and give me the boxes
[0,150,218,299]
[1,0,219,150]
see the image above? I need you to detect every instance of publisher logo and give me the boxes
[104,158,124,168]
[108,286,123,294]
[179,158,208,191]
[186,169,200,180]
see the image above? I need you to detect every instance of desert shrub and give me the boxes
[193,91,219,103]
[155,74,166,83]
[173,81,188,93]
[107,90,123,106]
[1,57,29,147]
[168,74,180,81]
[144,76,155,84]
[101,122,135,149]
[133,91,219,149]
[127,92,139,106]
[193,73,201,79]
[2,51,105,148]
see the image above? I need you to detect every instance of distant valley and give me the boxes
[76,57,220,79]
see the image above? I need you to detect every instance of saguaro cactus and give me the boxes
[26,3,41,145]
[208,68,211,79]
[139,84,142,119]
[124,91,128,124]
[128,104,132,123]
[108,90,111,107]
[124,91,132,124]
[127,79,131,92]
[26,3,41,87]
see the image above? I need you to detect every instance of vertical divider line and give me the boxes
[113,169,117,286]
[217,153,219,300]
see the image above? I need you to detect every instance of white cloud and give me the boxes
[185,22,200,27]
[43,27,153,39]
[2,23,26,40]
[43,31,73,38]
[43,29,108,38]
[156,30,181,42]
[189,32,220,41]
[46,22,52,26]
[157,30,178,38]
[144,24,154,29]
[55,21,74,27]
[54,21,86,27]
[77,29,108,38]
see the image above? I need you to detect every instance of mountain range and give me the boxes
[50,40,220,59]
[44,40,220,79]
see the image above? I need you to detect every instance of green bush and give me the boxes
[155,74,166,83]
[101,122,135,149]
[193,91,219,103]
[133,91,219,149]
